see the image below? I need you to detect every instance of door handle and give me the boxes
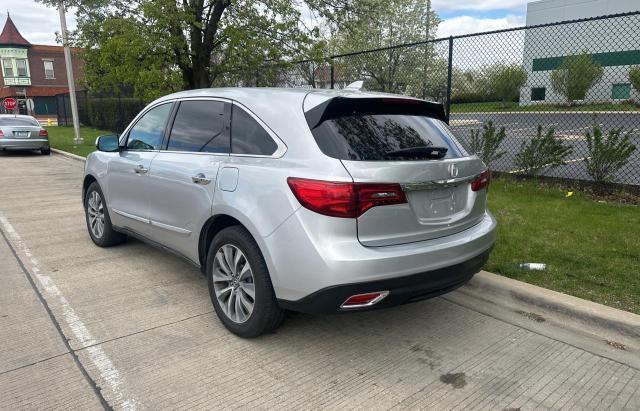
[192,173,211,185]
[134,164,149,174]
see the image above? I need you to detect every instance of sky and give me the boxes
[0,0,529,46]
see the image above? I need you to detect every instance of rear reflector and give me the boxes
[39,129,48,137]
[287,177,407,218]
[471,169,491,192]
[341,291,389,309]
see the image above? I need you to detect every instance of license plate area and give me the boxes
[407,185,468,222]
[14,131,30,138]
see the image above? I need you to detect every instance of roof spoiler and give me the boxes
[304,97,447,129]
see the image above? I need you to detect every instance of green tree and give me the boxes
[329,0,441,97]
[630,66,640,101]
[584,125,636,183]
[39,0,349,97]
[515,126,572,176]
[487,64,527,108]
[469,121,507,168]
[550,53,603,105]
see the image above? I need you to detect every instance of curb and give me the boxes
[51,148,86,162]
[461,271,640,347]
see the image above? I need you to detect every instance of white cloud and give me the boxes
[0,0,77,45]
[438,14,525,37]
[432,0,527,12]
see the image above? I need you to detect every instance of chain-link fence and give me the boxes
[57,91,145,133]
[231,11,640,188]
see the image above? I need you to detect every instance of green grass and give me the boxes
[451,101,640,113]
[486,177,640,314]
[46,126,111,157]
[47,126,640,313]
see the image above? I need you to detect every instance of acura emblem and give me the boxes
[448,163,459,178]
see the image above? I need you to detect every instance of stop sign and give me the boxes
[3,98,16,111]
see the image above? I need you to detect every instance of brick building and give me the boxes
[0,13,83,120]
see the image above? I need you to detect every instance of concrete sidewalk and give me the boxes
[0,151,639,410]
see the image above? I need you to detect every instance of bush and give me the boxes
[487,64,527,108]
[87,97,145,133]
[585,125,637,183]
[451,91,493,104]
[469,121,507,168]
[550,53,603,105]
[515,125,572,176]
[630,66,640,98]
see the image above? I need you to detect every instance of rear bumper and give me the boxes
[278,248,490,314]
[262,208,497,302]
[0,139,49,150]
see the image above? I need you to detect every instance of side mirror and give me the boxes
[96,135,120,152]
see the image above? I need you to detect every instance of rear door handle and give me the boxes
[134,164,149,174]
[192,173,211,185]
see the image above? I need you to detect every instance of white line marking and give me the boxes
[0,213,137,410]
[450,119,482,126]
[507,157,590,174]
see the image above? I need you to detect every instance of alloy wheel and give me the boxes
[212,244,256,323]
[87,191,105,239]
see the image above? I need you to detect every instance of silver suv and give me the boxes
[83,88,496,337]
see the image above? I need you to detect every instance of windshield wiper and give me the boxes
[385,146,448,159]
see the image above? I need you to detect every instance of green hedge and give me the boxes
[451,91,494,104]
[86,97,145,133]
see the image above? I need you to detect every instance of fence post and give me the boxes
[62,94,68,126]
[330,59,335,89]
[445,36,454,124]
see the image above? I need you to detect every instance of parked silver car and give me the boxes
[0,114,50,155]
[83,88,496,337]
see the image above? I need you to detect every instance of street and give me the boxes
[1,152,639,409]
[450,112,640,185]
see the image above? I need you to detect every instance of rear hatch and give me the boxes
[305,96,488,247]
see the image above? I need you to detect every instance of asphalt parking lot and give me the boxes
[1,152,639,409]
[450,112,640,185]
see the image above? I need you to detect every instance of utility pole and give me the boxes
[57,0,82,145]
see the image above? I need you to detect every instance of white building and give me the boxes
[520,0,640,105]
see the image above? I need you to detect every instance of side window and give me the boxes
[126,103,172,150]
[167,100,229,153]
[231,105,277,156]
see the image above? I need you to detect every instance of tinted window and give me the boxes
[167,100,229,153]
[311,115,466,161]
[126,103,171,150]
[231,106,277,156]
[0,117,40,126]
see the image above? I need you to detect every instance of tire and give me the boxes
[41,148,51,155]
[84,182,126,247]
[206,226,285,337]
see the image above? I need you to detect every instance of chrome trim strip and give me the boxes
[150,220,192,235]
[401,173,481,191]
[112,208,150,224]
[340,291,390,310]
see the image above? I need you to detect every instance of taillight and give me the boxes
[39,129,48,137]
[287,177,407,218]
[471,169,491,191]
[0,130,4,137]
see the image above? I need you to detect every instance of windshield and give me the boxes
[310,114,467,161]
[0,117,40,127]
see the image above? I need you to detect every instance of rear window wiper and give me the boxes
[384,146,448,159]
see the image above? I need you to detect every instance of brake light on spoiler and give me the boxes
[287,177,407,218]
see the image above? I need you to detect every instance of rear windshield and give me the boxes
[310,114,467,161]
[0,117,40,127]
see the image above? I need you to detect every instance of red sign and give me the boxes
[3,98,16,111]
